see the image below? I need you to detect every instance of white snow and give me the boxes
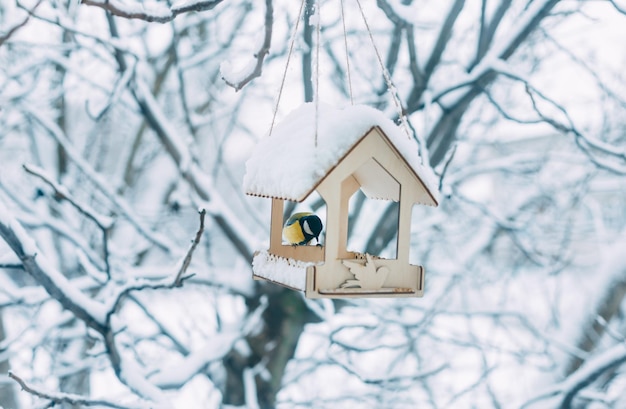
[171,0,205,12]
[120,358,173,407]
[243,103,440,202]
[243,368,260,409]
[220,59,258,86]
[252,250,319,291]
[150,331,240,389]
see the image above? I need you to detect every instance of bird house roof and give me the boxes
[243,103,439,205]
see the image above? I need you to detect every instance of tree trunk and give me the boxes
[223,287,320,408]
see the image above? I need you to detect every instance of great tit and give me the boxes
[282,212,323,246]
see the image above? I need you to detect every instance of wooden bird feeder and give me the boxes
[244,103,439,298]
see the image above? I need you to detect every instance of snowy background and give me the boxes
[1,0,626,408]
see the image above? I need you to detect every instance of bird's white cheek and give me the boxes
[303,220,313,236]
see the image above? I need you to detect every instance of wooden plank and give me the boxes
[305,262,424,298]
[269,198,284,255]
[272,244,324,262]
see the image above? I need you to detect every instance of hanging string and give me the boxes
[268,0,307,136]
[314,0,321,147]
[354,0,412,141]
[340,0,354,105]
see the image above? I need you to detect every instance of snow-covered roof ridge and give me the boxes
[243,103,440,203]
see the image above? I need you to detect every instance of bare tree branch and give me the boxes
[0,264,24,270]
[425,0,560,166]
[0,0,43,46]
[469,0,512,71]
[174,208,206,285]
[524,84,626,174]
[405,0,465,112]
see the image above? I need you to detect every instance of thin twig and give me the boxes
[174,208,206,286]
[524,84,626,174]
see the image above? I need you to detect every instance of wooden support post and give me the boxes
[338,176,360,259]
[269,198,284,255]
[396,189,412,264]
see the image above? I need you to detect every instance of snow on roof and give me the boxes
[243,103,440,202]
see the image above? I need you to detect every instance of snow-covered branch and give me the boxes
[0,200,107,333]
[563,229,626,375]
[8,371,140,409]
[521,343,626,409]
[150,331,239,389]
[129,79,257,261]
[222,0,273,91]
[23,164,114,230]
[0,202,210,405]
[81,0,224,23]
[22,107,177,252]
[103,209,206,321]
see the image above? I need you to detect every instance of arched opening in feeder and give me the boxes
[346,159,401,260]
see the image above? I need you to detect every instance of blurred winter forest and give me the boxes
[1,0,626,407]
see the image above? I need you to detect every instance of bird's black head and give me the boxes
[301,214,323,243]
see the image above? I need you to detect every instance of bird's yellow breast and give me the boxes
[283,221,306,245]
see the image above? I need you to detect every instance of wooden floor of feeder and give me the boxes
[306,260,424,299]
[252,250,424,299]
